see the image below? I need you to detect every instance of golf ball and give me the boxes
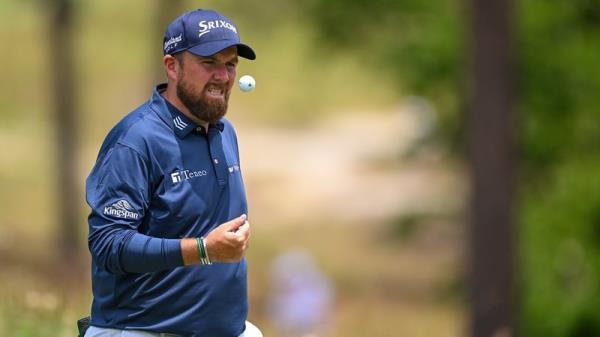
[239,75,256,92]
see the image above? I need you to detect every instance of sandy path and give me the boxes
[234,104,464,227]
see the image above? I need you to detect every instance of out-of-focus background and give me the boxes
[1,0,599,336]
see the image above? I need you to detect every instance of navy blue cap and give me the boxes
[163,9,256,60]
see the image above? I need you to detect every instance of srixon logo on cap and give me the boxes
[198,20,238,38]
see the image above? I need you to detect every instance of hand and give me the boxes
[204,214,250,263]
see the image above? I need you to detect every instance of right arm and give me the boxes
[87,145,182,274]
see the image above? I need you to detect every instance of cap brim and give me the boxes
[187,40,256,60]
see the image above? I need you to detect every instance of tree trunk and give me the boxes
[467,0,516,336]
[49,0,79,259]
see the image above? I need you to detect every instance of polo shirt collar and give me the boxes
[150,83,225,138]
[165,99,197,138]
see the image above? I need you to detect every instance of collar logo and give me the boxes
[198,20,238,38]
[173,116,188,130]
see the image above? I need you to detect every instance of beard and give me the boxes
[176,76,229,124]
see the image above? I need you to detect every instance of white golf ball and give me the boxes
[239,75,256,92]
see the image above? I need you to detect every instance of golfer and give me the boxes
[84,8,260,337]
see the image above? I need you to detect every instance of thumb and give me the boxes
[225,214,247,232]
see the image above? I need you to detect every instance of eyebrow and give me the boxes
[202,55,239,64]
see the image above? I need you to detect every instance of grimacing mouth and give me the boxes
[204,83,227,97]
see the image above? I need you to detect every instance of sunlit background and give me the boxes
[1,0,599,336]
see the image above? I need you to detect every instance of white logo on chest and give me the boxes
[171,169,208,183]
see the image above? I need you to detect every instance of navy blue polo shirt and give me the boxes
[86,84,248,337]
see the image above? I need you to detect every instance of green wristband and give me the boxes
[196,237,207,265]
[196,237,211,265]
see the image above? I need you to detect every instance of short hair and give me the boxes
[173,52,185,67]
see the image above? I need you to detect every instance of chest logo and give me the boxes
[171,169,208,184]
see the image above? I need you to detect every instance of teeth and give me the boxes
[206,85,223,95]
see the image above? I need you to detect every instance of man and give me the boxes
[84,9,260,337]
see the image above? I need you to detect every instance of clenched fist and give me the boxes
[204,214,251,263]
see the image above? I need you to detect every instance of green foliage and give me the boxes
[518,0,600,178]
[520,156,600,337]
[518,0,600,335]
[308,0,465,146]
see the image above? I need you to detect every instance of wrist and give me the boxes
[180,238,199,266]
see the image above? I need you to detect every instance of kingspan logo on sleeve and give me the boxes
[103,200,140,220]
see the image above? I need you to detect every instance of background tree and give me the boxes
[48,0,79,260]
[467,0,515,335]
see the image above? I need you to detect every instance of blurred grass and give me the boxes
[0,222,465,337]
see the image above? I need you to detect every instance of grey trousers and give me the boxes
[84,321,262,337]
[84,326,181,337]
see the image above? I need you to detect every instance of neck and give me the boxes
[161,84,209,130]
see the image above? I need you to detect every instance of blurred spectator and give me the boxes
[267,249,334,337]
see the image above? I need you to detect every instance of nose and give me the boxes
[212,64,230,82]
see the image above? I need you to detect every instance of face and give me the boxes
[174,47,238,124]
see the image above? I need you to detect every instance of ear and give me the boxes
[163,54,181,82]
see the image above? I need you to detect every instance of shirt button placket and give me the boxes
[207,127,228,186]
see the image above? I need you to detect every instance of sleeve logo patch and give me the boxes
[103,200,140,220]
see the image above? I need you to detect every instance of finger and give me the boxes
[225,214,247,232]
[235,221,251,240]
